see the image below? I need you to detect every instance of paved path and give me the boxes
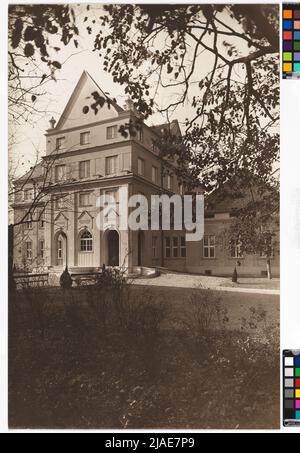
[132,273,279,295]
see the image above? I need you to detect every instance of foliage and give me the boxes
[8,4,78,123]
[59,266,73,289]
[225,179,279,277]
[9,284,279,429]
[89,4,279,195]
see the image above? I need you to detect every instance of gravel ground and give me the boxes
[132,273,228,289]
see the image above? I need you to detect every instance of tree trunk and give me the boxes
[266,257,272,280]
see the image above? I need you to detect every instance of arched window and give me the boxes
[80,230,93,252]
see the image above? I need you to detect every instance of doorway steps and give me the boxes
[129,266,160,278]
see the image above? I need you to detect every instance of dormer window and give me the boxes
[56,137,65,150]
[80,131,90,145]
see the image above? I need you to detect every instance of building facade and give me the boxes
[12,71,279,277]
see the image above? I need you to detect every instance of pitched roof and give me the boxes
[15,161,44,184]
[150,119,181,137]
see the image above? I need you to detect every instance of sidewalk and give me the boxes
[132,273,280,295]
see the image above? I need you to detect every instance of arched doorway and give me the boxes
[55,231,67,267]
[107,229,119,266]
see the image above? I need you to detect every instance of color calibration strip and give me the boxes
[283,350,300,426]
[283,4,300,78]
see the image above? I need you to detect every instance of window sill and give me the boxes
[79,251,93,254]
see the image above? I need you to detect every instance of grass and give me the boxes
[9,280,280,429]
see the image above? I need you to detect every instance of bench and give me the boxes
[70,272,102,286]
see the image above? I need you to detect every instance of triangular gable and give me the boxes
[78,210,93,220]
[55,71,123,130]
[55,212,69,222]
[170,120,182,137]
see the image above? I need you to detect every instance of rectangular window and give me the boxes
[79,192,90,207]
[24,188,34,201]
[80,131,90,145]
[107,125,118,139]
[104,189,118,203]
[80,232,93,252]
[180,236,186,257]
[79,160,90,179]
[26,241,32,259]
[39,240,45,259]
[165,237,171,258]
[172,237,179,258]
[39,210,45,228]
[105,155,118,175]
[24,215,32,230]
[152,236,158,258]
[138,157,145,176]
[152,166,158,183]
[56,137,65,150]
[259,248,274,258]
[55,193,67,209]
[167,174,173,190]
[55,164,66,182]
[230,244,243,258]
[203,235,215,258]
[139,126,143,142]
[57,240,62,259]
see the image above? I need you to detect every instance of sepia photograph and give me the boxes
[8,3,280,429]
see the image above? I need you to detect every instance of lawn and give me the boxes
[9,276,280,429]
[223,278,280,291]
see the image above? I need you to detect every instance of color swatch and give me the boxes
[283,4,300,78]
[283,350,300,426]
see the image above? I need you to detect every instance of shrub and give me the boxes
[60,266,72,289]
